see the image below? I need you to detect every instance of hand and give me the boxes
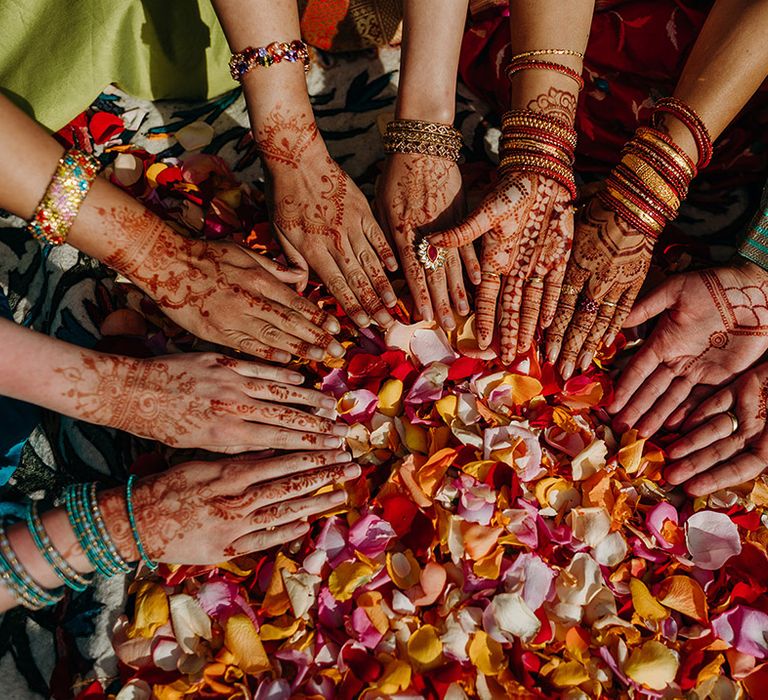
[609,262,768,437]
[665,363,768,496]
[376,153,480,330]
[99,208,343,363]
[99,451,360,564]
[545,198,653,379]
[55,352,347,452]
[429,172,572,363]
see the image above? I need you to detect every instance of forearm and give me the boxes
[212,0,325,172]
[396,0,470,124]
[507,0,595,123]
[667,0,768,159]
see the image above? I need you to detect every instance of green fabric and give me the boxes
[0,0,234,131]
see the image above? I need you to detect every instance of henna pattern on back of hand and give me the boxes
[253,110,320,169]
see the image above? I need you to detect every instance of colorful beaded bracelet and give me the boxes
[26,501,91,592]
[126,476,158,571]
[0,523,63,609]
[229,40,310,82]
[27,149,99,246]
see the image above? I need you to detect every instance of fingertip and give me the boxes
[386,256,399,272]
[274,350,292,364]
[288,371,305,384]
[328,341,345,358]
[323,317,341,335]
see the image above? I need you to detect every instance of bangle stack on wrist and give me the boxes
[382,119,463,162]
[499,110,578,200]
[0,524,63,610]
[737,183,768,271]
[27,149,99,247]
[505,48,586,92]
[599,98,709,240]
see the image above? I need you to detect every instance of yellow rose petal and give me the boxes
[379,379,404,417]
[657,575,709,623]
[386,550,421,589]
[550,660,590,688]
[469,630,505,676]
[408,624,443,670]
[328,561,375,602]
[128,581,169,639]
[377,659,412,694]
[624,640,679,690]
[630,578,669,622]
[224,614,270,674]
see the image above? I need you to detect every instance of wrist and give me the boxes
[395,92,456,125]
[97,487,140,563]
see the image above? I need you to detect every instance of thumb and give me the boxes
[624,275,683,328]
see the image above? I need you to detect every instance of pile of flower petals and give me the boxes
[72,132,768,699]
[102,316,768,700]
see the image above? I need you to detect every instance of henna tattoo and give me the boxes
[760,379,768,422]
[526,87,578,122]
[253,109,319,169]
[254,464,348,502]
[97,490,139,561]
[273,155,347,253]
[55,355,203,445]
[216,357,239,369]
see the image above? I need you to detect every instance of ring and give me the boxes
[481,271,502,281]
[725,411,739,434]
[526,276,545,286]
[416,238,447,271]
[561,284,579,296]
[602,300,618,308]
[577,297,601,314]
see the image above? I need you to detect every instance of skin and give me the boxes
[0,452,360,612]
[375,0,481,330]
[609,262,768,437]
[548,0,768,379]
[0,319,347,451]
[212,0,398,329]
[0,94,341,363]
[429,0,593,362]
[665,363,768,496]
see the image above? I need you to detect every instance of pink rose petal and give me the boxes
[685,510,742,570]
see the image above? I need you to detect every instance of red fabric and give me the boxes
[459,0,768,189]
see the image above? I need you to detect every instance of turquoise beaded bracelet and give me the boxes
[81,483,131,574]
[0,524,62,609]
[126,476,158,571]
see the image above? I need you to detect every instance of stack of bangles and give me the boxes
[599,97,711,240]
[382,118,464,162]
[0,476,156,610]
[738,183,768,271]
[27,148,99,246]
[499,110,578,201]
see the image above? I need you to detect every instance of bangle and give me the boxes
[737,187,768,272]
[651,97,713,170]
[126,476,158,571]
[635,127,696,179]
[505,60,585,91]
[27,149,99,246]
[0,522,63,609]
[65,484,122,577]
[498,154,577,200]
[501,111,577,148]
[383,119,463,161]
[26,502,91,592]
[508,48,585,63]
[83,483,131,574]
[229,40,310,82]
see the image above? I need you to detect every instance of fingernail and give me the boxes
[442,316,456,331]
[322,397,337,409]
[604,333,616,347]
[383,291,398,307]
[386,256,398,271]
[328,341,345,358]
[458,301,470,315]
[335,450,353,462]
[323,436,344,448]
[343,464,362,480]
[324,317,341,334]
[293,521,309,535]
[374,310,393,327]
[472,274,481,285]
[561,361,575,380]
[330,490,347,505]
[421,306,433,322]
[332,423,349,437]
[547,345,560,364]
[309,347,325,361]
[354,313,371,327]
[580,353,593,371]
[275,351,292,363]
[289,372,304,383]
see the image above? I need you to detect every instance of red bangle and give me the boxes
[612,166,679,220]
[500,162,577,200]
[504,59,585,91]
[651,97,713,169]
[598,189,664,240]
[501,128,576,160]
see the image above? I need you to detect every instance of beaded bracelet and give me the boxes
[0,523,63,609]
[82,483,131,574]
[508,48,585,63]
[27,149,99,246]
[505,59,585,92]
[126,476,158,571]
[26,501,91,592]
[229,40,310,82]
[383,119,464,161]
[651,97,713,170]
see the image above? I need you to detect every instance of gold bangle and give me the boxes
[603,185,665,232]
[619,154,681,209]
[383,119,463,161]
[508,48,585,63]
[501,138,574,164]
[635,128,696,180]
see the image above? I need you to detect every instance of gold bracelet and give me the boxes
[500,138,573,164]
[603,185,666,232]
[508,48,585,64]
[27,149,100,246]
[635,128,696,180]
[619,154,681,210]
[384,119,463,161]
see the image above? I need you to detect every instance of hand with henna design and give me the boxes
[608,261,768,437]
[53,351,348,452]
[428,172,573,364]
[664,362,768,496]
[100,207,344,363]
[97,450,360,565]
[257,109,399,330]
[376,153,480,330]
[545,198,654,379]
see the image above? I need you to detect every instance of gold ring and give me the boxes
[417,238,447,271]
[481,271,502,280]
[561,284,579,296]
[527,276,545,285]
[602,300,618,308]
[725,411,739,434]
